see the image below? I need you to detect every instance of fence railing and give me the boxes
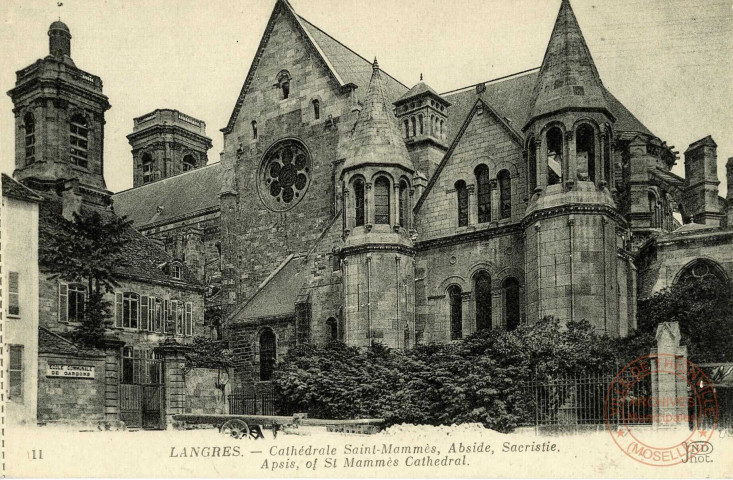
[522,373,653,429]
[227,389,276,416]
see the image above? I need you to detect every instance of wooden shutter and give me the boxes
[171,300,178,335]
[115,293,123,327]
[162,299,169,333]
[185,302,193,336]
[59,283,68,323]
[140,295,149,331]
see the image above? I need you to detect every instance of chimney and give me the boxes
[682,136,721,227]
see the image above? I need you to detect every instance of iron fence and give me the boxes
[522,373,653,429]
[227,389,276,416]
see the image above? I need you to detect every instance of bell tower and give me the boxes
[340,59,416,349]
[8,20,111,205]
[522,0,634,336]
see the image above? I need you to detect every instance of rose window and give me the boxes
[257,139,311,211]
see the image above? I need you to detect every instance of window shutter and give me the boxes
[149,297,155,331]
[140,295,149,331]
[171,300,178,335]
[162,299,169,333]
[59,283,68,323]
[185,302,193,336]
[8,272,20,316]
[115,293,123,327]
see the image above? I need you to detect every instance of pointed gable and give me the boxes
[526,0,612,127]
[342,59,413,173]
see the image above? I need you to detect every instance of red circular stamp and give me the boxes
[604,353,718,467]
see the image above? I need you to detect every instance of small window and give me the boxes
[448,285,463,340]
[374,177,391,225]
[312,100,320,120]
[455,180,468,227]
[326,317,338,342]
[70,114,89,169]
[418,114,424,135]
[8,271,20,316]
[24,113,35,164]
[172,263,182,279]
[399,180,410,228]
[120,293,139,329]
[142,153,154,184]
[546,127,563,185]
[251,120,258,140]
[498,170,511,220]
[353,178,366,227]
[576,124,596,182]
[475,165,491,224]
[527,137,537,194]
[277,70,291,100]
[182,154,196,172]
[411,117,416,137]
[154,298,163,333]
[259,329,276,381]
[404,119,410,138]
[9,345,23,401]
[68,284,86,323]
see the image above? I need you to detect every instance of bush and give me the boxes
[273,317,653,432]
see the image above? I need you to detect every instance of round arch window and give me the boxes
[257,139,311,211]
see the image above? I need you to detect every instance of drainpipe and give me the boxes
[366,254,372,347]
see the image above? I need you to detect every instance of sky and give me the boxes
[1,0,731,195]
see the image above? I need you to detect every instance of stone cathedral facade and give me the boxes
[70,0,733,388]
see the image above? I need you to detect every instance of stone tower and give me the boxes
[682,136,721,227]
[126,109,213,187]
[340,59,417,349]
[8,20,111,205]
[522,0,635,335]
[393,76,451,181]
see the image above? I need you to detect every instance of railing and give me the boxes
[228,389,276,416]
[522,373,653,429]
[177,111,204,128]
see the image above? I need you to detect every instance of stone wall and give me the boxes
[184,367,227,415]
[37,353,106,425]
[226,318,296,388]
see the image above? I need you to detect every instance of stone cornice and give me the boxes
[341,243,416,257]
[126,125,213,149]
[9,77,110,110]
[521,203,628,229]
[415,222,522,251]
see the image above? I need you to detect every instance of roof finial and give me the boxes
[57,1,63,21]
[372,57,379,72]
[420,73,423,81]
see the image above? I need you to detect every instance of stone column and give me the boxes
[650,322,688,429]
[156,341,193,429]
[103,339,125,428]
[343,188,351,233]
[565,130,576,188]
[365,182,373,227]
[537,139,547,191]
[490,179,499,224]
[393,183,400,229]
[467,184,477,226]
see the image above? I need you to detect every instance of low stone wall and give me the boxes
[184,367,228,415]
[37,353,106,426]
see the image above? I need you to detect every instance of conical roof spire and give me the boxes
[526,0,612,126]
[343,58,413,173]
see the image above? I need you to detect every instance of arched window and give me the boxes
[418,114,424,135]
[69,113,89,168]
[576,124,596,182]
[440,120,444,138]
[182,154,196,172]
[455,180,468,227]
[374,177,391,224]
[475,165,491,224]
[448,285,463,340]
[503,278,521,331]
[24,112,35,164]
[142,153,154,184]
[474,272,492,331]
[603,129,612,184]
[251,120,258,140]
[326,317,338,342]
[527,138,537,194]
[411,117,416,137]
[259,329,276,381]
[498,170,511,220]
[404,119,410,138]
[399,180,410,228]
[546,127,563,185]
[353,178,365,227]
[677,259,728,288]
[648,192,660,228]
[312,99,320,120]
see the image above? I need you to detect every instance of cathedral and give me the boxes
[13,0,733,395]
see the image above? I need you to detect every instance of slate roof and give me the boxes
[395,80,444,104]
[38,199,202,289]
[297,16,408,104]
[442,70,656,146]
[236,254,309,320]
[39,327,105,357]
[2,173,43,203]
[112,162,222,229]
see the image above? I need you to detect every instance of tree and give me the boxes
[637,278,733,362]
[41,206,131,346]
[184,336,234,394]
